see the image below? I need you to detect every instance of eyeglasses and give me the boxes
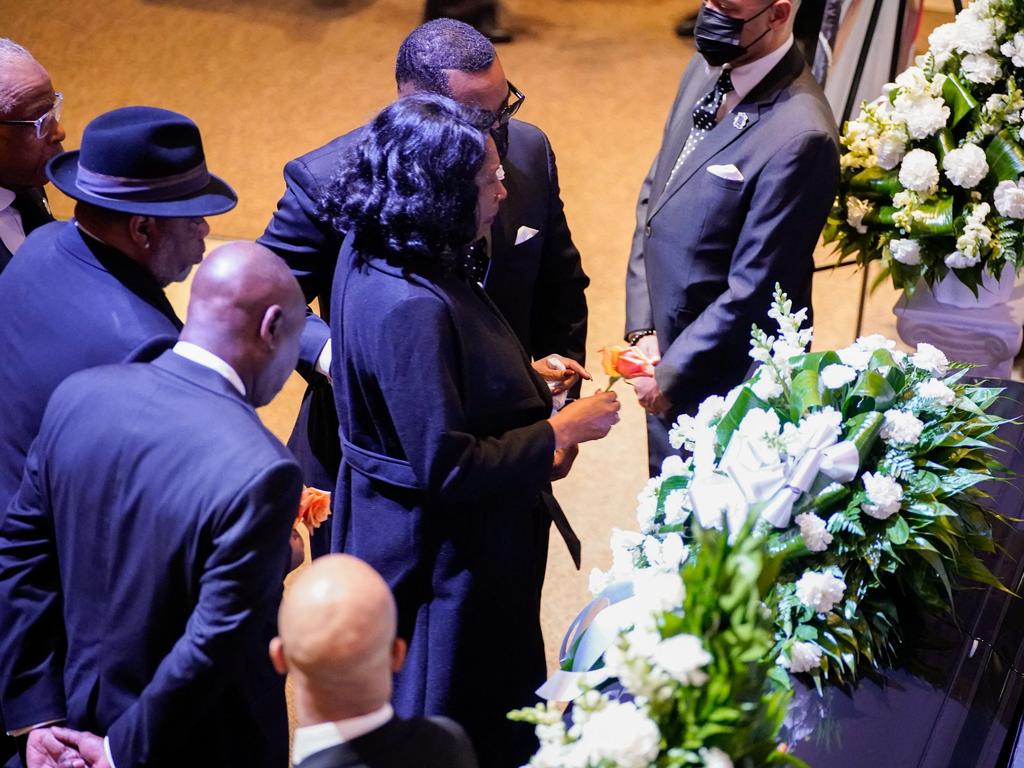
[0,92,63,139]
[493,82,525,127]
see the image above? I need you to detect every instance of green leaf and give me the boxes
[986,130,1024,183]
[943,73,979,127]
[715,386,770,450]
[849,166,902,198]
[790,369,824,419]
[887,515,910,545]
[934,127,956,160]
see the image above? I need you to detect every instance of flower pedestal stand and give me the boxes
[894,281,1024,378]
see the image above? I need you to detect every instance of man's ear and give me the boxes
[260,304,284,348]
[127,215,155,249]
[770,0,792,26]
[391,637,408,673]
[269,636,288,676]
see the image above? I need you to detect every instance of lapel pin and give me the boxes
[732,113,749,130]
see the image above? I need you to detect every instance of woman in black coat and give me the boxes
[322,94,619,768]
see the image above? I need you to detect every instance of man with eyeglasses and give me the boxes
[0,39,65,273]
[260,17,589,555]
[625,0,839,473]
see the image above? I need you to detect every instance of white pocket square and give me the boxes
[707,164,744,182]
[515,226,540,245]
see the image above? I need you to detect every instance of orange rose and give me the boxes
[600,346,622,377]
[615,346,658,378]
[296,487,332,532]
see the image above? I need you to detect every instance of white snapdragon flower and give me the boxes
[911,342,949,375]
[899,149,940,195]
[1002,32,1024,67]
[575,701,661,768]
[691,426,718,477]
[786,640,825,673]
[861,472,903,520]
[650,633,712,686]
[881,409,925,445]
[751,365,784,401]
[962,53,1002,84]
[700,747,735,768]
[635,476,661,530]
[663,489,691,526]
[889,237,922,265]
[795,512,833,553]
[660,455,688,478]
[994,179,1024,218]
[846,196,873,234]
[942,143,988,188]
[820,363,857,389]
[917,378,956,407]
[668,413,696,450]
[643,533,688,572]
[795,571,846,613]
[695,396,727,428]
[876,129,908,170]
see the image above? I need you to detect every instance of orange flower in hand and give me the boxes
[599,345,659,390]
[296,487,332,533]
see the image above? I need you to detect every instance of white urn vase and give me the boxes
[930,264,1018,309]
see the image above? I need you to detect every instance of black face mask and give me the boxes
[694,2,775,67]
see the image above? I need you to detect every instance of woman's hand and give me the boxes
[533,355,591,395]
[551,444,579,480]
[548,391,620,450]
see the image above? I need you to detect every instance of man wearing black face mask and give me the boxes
[625,0,839,473]
[260,18,589,553]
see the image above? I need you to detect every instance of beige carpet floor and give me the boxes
[7,0,954,673]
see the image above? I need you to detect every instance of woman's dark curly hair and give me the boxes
[319,93,490,272]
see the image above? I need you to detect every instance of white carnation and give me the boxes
[945,250,981,268]
[795,571,846,613]
[857,333,897,353]
[880,409,925,445]
[700,747,734,768]
[576,701,661,768]
[650,633,712,686]
[861,471,903,520]
[846,196,873,234]
[899,149,940,195]
[1002,32,1024,67]
[787,640,825,673]
[942,143,988,188]
[917,378,956,407]
[894,94,950,140]
[780,407,842,459]
[962,53,1002,84]
[929,23,959,66]
[994,179,1024,218]
[954,12,997,55]
[911,342,949,375]
[795,512,833,553]
[876,129,908,170]
[820,363,857,389]
[889,237,922,265]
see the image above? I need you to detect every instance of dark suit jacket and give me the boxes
[259,118,588,496]
[0,221,182,512]
[0,187,54,272]
[0,350,301,768]
[625,45,839,466]
[295,716,477,768]
[330,242,552,768]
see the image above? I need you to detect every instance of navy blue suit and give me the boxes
[259,119,588,509]
[330,241,555,768]
[0,350,301,768]
[295,716,477,768]
[0,221,182,512]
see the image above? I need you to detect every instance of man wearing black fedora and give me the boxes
[0,105,237,523]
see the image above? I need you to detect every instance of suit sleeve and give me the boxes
[258,157,339,371]
[624,153,659,336]
[527,136,589,367]
[376,296,555,503]
[0,440,67,731]
[655,129,840,404]
[106,460,302,767]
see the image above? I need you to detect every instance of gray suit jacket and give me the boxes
[626,45,839,424]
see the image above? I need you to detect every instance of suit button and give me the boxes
[644,225,652,237]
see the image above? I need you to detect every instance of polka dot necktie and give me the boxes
[666,68,735,187]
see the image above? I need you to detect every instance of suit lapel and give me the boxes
[649,67,719,200]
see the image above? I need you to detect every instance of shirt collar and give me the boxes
[0,187,14,213]
[171,341,246,397]
[292,705,394,766]
[711,34,794,104]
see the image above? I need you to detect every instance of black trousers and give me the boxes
[424,0,498,26]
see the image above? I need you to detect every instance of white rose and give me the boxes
[942,143,989,188]
[700,747,735,768]
[837,343,872,370]
[889,237,922,265]
[994,180,1024,218]
[795,571,846,613]
[820,363,857,390]
[861,471,903,520]
[846,196,873,234]
[917,378,956,407]
[945,250,981,268]
[795,512,833,553]
[650,633,712,686]
[911,342,950,375]
[962,53,1002,84]
[876,129,907,170]
[899,149,940,195]
[787,640,825,673]
[880,409,925,445]
[577,701,661,768]
[663,489,691,526]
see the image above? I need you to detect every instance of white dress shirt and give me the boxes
[0,187,27,255]
[172,341,246,397]
[292,704,394,765]
[718,34,796,120]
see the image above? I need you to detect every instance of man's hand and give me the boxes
[551,444,579,481]
[48,728,110,768]
[26,728,84,768]
[533,355,591,395]
[632,375,670,416]
[633,334,661,364]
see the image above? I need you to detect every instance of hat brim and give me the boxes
[46,150,238,217]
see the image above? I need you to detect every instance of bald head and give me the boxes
[273,555,402,722]
[181,242,305,407]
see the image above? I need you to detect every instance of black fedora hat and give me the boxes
[47,106,237,217]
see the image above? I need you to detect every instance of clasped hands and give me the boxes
[27,726,109,768]
[627,335,670,416]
